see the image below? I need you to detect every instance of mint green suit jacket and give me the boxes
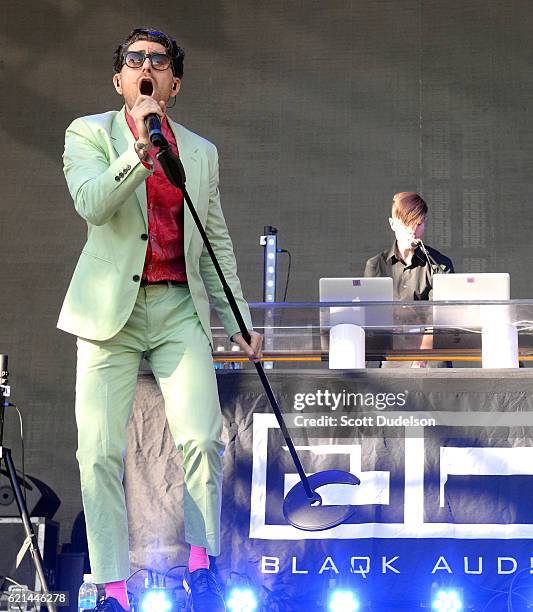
[58,108,252,343]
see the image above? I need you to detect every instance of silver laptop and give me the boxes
[433,273,510,328]
[319,277,393,327]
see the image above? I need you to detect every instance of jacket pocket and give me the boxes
[81,249,113,264]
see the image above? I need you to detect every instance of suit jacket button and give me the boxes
[141,233,148,241]
[126,165,131,171]
[119,171,124,178]
[132,275,140,282]
[115,176,120,182]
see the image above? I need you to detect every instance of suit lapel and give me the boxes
[168,119,201,255]
[110,111,201,245]
[111,108,148,229]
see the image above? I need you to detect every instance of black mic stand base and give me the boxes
[283,469,361,530]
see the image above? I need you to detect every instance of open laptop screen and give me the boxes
[319,277,393,327]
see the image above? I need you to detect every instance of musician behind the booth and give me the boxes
[364,192,454,368]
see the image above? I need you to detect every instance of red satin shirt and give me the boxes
[125,109,187,283]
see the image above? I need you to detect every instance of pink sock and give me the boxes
[104,580,130,611]
[188,545,210,572]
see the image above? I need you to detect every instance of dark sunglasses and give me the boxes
[123,51,171,71]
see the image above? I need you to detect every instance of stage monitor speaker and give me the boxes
[0,469,60,519]
[0,517,58,598]
[56,552,86,612]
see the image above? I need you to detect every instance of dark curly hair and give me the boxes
[113,28,185,78]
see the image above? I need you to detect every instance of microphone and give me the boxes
[145,114,165,147]
[410,238,421,248]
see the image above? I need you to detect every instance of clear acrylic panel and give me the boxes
[211,300,533,364]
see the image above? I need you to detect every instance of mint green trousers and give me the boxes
[75,284,224,583]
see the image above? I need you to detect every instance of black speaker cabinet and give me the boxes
[56,552,87,612]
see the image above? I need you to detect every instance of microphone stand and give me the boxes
[416,240,441,276]
[413,240,447,364]
[0,356,57,612]
[153,134,360,531]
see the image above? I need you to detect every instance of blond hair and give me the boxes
[391,192,428,227]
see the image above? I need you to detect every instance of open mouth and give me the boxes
[139,79,154,96]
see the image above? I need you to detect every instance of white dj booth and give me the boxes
[209,272,530,370]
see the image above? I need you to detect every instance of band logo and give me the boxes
[249,413,533,541]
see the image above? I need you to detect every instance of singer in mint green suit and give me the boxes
[58,107,253,584]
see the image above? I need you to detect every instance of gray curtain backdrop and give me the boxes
[1,0,532,549]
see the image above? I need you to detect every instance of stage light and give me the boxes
[328,589,360,611]
[140,587,173,612]
[226,587,258,611]
[432,588,463,611]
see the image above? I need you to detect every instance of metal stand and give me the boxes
[260,226,278,370]
[155,140,360,530]
[0,355,56,612]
